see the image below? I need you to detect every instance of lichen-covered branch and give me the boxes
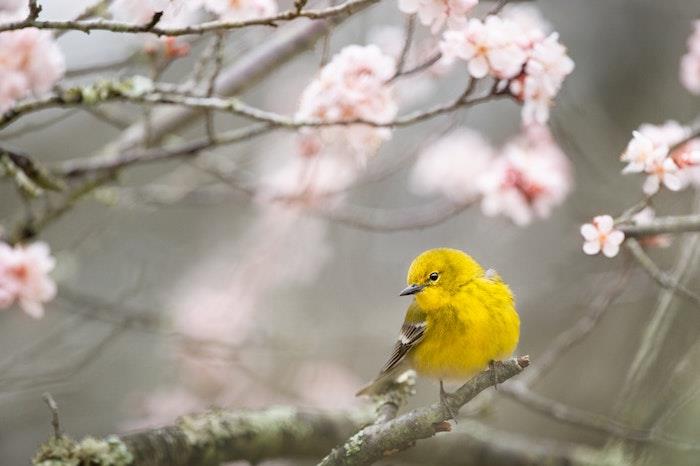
[317,356,529,466]
[33,406,374,466]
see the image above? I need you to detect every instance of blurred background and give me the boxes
[1,0,700,464]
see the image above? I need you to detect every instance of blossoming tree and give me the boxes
[1,0,699,465]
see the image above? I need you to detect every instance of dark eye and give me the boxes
[429,272,439,282]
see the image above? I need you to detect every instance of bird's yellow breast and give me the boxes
[408,276,519,380]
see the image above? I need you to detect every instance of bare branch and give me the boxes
[625,238,700,309]
[619,214,700,237]
[42,393,62,439]
[500,382,700,451]
[519,264,633,386]
[1,0,379,36]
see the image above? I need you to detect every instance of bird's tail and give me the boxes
[355,363,412,397]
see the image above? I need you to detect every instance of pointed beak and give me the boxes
[399,283,425,296]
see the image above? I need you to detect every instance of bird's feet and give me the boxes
[439,380,459,423]
[489,360,500,391]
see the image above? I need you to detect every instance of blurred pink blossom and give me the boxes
[0,29,65,112]
[203,0,278,20]
[642,151,682,195]
[296,45,397,167]
[0,0,26,21]
[630,121,700,189]
[170,206,332,397]
[620,131,668,174]
[620,129,685,195]
[510,33,574,125]
[440,16,527,79]
[398,0,477,34]
[680,20,700,95]
[0,242,57,319]
[410,128,495,203]
[637,120,690,148]
[479,125,572,225]
[292,361,364,410]
[580,215,625,258]
[501,3,550,46]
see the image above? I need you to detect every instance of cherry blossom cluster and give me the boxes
[398,0,477,34]
[0,2,65,112]
[439,8,574,125]
[0,241,56,319]
[411,124,572,225]
[294,45,398,168]
[680,20,700,95]
[620,121,700,195]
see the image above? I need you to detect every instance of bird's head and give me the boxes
[400,248,484,311]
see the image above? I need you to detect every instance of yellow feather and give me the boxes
[358,248,520,395]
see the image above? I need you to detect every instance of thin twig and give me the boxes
[0,0,380,36]
[41,392,62,439]
[625,238,700,309]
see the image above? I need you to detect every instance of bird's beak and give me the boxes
[399,283,425,296]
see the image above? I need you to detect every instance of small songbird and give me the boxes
[356,248,520,418]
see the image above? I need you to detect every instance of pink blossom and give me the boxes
[620,129,684,195]
[680,20,700,95]
[510,33,574,125]
[501,3,549,46]
[296,45,397,167]
[410,128,495,203]
[637,120,690,148]
[0,0,26,21]
[203,0,277,20]
[580,215,625,258]
[620,131,668,174]
[0,29,65,112]
[259,152,362,204]
[440,16,528,79]
[0,241,57,319]
[630,121,700,189]
[479,125,571,225]
[642,151,682,195]
[399,0,478,35]
[171,206,332,394]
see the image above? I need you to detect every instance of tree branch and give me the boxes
[33,406,375,466]
[318,356,529,466]
[619,215,700,237]
[1,0,379,36]
[625,238,700,309]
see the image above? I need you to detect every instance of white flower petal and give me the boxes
[607,230,625,246]
[583,240,601,255]
[602,241,620,258]
[580,223,598,241]
[593,215,614,233]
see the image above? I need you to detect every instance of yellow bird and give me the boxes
[357,248,520,416]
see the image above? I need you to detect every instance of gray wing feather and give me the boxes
[380,321,426,374]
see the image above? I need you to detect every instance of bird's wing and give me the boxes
[380,319,426,374]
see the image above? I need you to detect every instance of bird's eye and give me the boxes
[429,272,439,282]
